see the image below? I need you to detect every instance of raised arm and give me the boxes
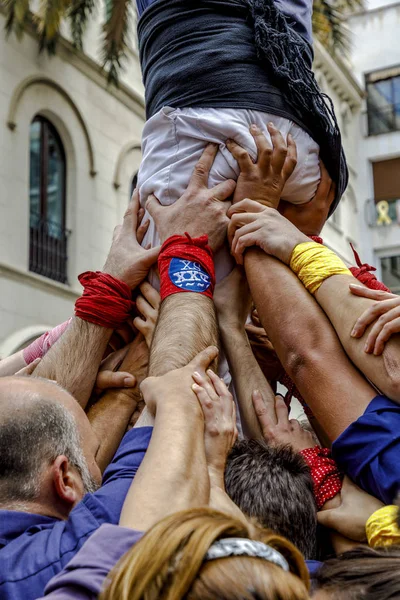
[119,347,218,531]
[32,193,159,408]
[214,268,276,438]
[145,144,236,376]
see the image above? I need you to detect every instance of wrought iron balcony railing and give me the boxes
[29,212,71,284]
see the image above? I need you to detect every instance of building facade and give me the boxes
[348,0,400,293]
[0,8,363,356]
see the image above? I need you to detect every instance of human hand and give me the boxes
[213,267,252,329]
[94,345,137,397]
[350,285,400,355]
[103,189,160,288]
[192,369,238,486]
[228,201,309,265]
[317,477,384,542]
[226,123,297,208]
[245,310,284,382]
[15,358,41,377]
[252,392,316,452]
[140,346,219,415]
[133,281,160,349]
[146,144,236,252]
[278,162,335,236]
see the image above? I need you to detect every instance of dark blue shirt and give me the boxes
[0,426,153,600]
[136,0,313,46]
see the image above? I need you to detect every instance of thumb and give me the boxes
[189,346,219,372]
[143,245,161,267]
[145,194,162,222]
[96,370,136,390]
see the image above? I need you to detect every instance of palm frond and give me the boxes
[312,0,364,55]
[102,0,131,86]
[3,0,31,38]
[36,0,72,53]
[68,0,96,50]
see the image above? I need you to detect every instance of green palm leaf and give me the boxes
[102,0,131,86]
[68,0,96,50]
[3,0,31,38]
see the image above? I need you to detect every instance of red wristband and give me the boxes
[75,271,135,329]
[299,446,343,509]
[158,234,215,301]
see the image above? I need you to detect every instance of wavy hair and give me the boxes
[100,507,310,600]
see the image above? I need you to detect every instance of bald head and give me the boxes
[0,376,101,508]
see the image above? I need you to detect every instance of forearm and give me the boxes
[33,318,112,408]
[149,293,218,376]
[88,337,149,471]
[218,321,274,439]
[119,400,209,530]
[244,249,375,440]
[316,275,400,401]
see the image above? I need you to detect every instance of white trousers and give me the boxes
[138,107,320,385]
[139,106,320,281]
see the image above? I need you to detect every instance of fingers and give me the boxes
[139,281,161,311]
[145,194,162,223]
[371,314,400,356]
[275,394,289,424]
[266,122,287,173]
[226,139,253,171]
[142,245,161,268]
[349,284,395,301]
[282,134,298,181]
[211,178,236,202]
[351,298,400,339]
[252,389,277,435]
[314,160,333,203]
[227,212,259,247]
[189,346,219,372]
[228,199,266,218]
[123,189,140,233]
[207,369,233,407]
[136,218,150,245]
[192,370,219,404]
[189,143,218,189]
[96,370,136,390]
[15,357,41,377]
[231,224,261,263]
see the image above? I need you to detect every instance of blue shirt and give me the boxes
[0,427,153,600]
[332,395,400,505]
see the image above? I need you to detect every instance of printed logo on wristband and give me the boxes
[169,258,211,293]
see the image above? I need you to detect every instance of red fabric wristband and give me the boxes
[158,233,215,301]
[299,446,343,509]
[75,271,135,329]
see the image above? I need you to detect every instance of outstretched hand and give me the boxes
[226,123,297,208]
[146,144,236,252]
[140,346,219,415]
[103,189,160,288]
[227,201,309,265]
[252,392,316,452]
[192,369,238,485]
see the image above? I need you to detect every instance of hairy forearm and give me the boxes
[33,318,112,408]
[119,400,209,530]
[149,293,219,376]
[218,321,274,439]
[88,336,149,471]
[244,250,376,440]
[316,275,400,401]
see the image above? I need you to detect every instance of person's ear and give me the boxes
[51,455,83,508]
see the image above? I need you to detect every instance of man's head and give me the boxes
[0,376,102,517]
[225,439,317,559]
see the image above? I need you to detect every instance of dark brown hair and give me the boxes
[314,545,400,599]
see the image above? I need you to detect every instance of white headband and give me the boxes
[204,538,289,572]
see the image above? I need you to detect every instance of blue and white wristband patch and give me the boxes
[168,258,211,293]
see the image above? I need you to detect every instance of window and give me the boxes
[380,256,400,294]
[29,117,69,283]
[366,66,400,135]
